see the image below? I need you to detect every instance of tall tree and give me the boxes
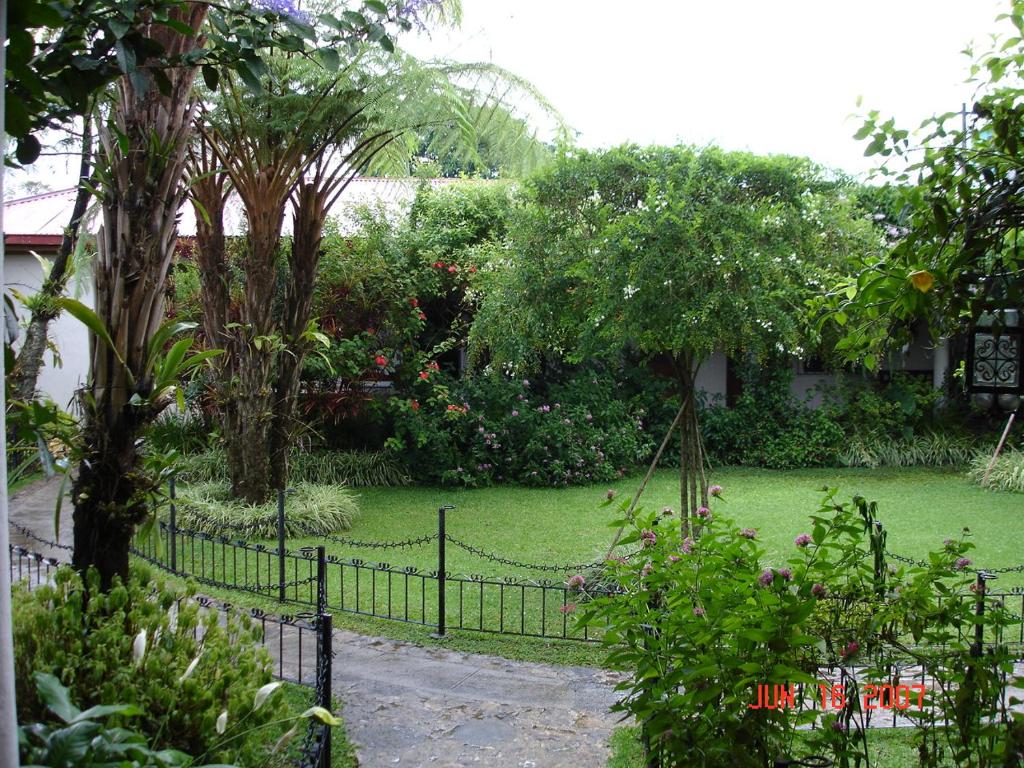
[471,145,878,535]
[191,50,566,503]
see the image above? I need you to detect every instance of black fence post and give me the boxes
[278,488,287,603]
[318,611,332,768]
[316,545,327,614]
[434,505,453,638]
[972,571,995,657]
[168,476,177,573]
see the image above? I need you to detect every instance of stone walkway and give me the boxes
[8,477,625,767]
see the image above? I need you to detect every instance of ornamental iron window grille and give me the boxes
[967,323,1022,396]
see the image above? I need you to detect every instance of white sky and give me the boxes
[405,0,1007,177]
[7,0,1009,196]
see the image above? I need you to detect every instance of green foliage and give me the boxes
[969,449,1024,492]
[470,144,877,371]
[387,369,657,486]
[842,432,983,469]
[19,672,196,767]
[173,482,359,537]
[700,361,847,469]
[822,2,1024,365]
[12,565,278,765]
[178,448,407,488]
[581,492,1020,768]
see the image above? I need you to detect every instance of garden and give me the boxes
[5,0,1024,767]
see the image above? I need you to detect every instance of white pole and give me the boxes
[0,0,24,762]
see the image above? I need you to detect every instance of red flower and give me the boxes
[433,261,445,269]
[468,266,477,274]
[374,355,388,367]
[409,298,419,307]
[410,400,420,411]
[366,327,376,335]
[418,312,426,320]
[419,371,430,380]
[447,265,458,273]
[427,361,440,371]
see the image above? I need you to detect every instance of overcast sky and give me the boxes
[405,0,1007,176]
[7,0,1009,196]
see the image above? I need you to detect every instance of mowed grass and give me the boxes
[143,465,1024,663]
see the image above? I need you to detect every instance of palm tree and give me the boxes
[190,49,568,503]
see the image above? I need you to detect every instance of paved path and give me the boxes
[8,477,625,767]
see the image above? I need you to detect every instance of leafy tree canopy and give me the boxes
[470,144,881,373]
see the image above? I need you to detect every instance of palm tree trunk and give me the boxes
[72,3,208,589]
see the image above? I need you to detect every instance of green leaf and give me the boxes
[35,673,79,723]
[202,64,220,91]
[318,47,340,71]
[56,298,122,364]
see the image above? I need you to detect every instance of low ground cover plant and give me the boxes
[969,449,1024,493]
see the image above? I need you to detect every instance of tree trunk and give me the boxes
[268,179,328,490]
[675,355,705,540]
[11,119,94,404]
[72,3,208,589]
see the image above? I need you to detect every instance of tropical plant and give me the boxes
[172,481,359,538]
[189,42,565,504]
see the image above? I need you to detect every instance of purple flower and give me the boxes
[696,506,711,519]
[640,562,653,578]
[794,533,813,548]
[254,0,310,22]
[758,569,774,587]
[841,641,859,659]
[831,720,848,733]
[585,413,593,422]
[538,405,551,413]
[522,379,530,387]
[778,568,793,582]
[811,583,828,598]
[709,485,723,498]
[566,574,586,590]
[692,606,706,617]
[740,528,757,539]
[478,426,485,433]
[661,506,674,517]
[955,557,972,571]
[640,529,657,548]
[681,537,694,555]
[668,554,680,563]
[511,410,519,417]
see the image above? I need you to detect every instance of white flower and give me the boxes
[216,710,228,735]
[254,681,283,711]
[132,630,147,666]
[623,284,639,300]
[179,653,203,684]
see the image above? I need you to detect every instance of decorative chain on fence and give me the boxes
[9,520,73,551]
[443,534,609,574]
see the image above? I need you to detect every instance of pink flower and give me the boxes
[811,583,828,598]
[692,606,706,617]
[605,489,617,500]
[661,506,674,516]
[758,569,774,587]
[419,371,430,380]
[696,506,711,519]
[511,410,519,417]
[447,265,458,273]
[778,568,793,581]
[566,574,586,590]
[841,641,859,659]
[560,603,577,614]
[418,311,427,320]
[641,562,653,577]
[740,528,757,539]
[955,557,972,571]
[794,533,813,548]
[641,529,657,548]
[374,354,388,367]
[681,537,694,555]
[709,485,723,498]
[410,400,420,411]
[668,554,680,563]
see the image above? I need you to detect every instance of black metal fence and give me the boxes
[132,495,618,643]
[8,543,335,768]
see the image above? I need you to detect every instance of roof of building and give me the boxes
[3,176,489,248]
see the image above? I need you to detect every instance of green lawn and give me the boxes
[606,725,956,768]
[147,466,1024,665]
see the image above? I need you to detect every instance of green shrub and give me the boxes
[177,448,408,488]
[841,431,983,468]
[387,369,656,487]
[582,491,1016,768]
[969,449,1024,492]
[13,565,279,765]
[173,481,358,537]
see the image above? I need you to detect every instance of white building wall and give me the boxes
[5,252,93,409]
